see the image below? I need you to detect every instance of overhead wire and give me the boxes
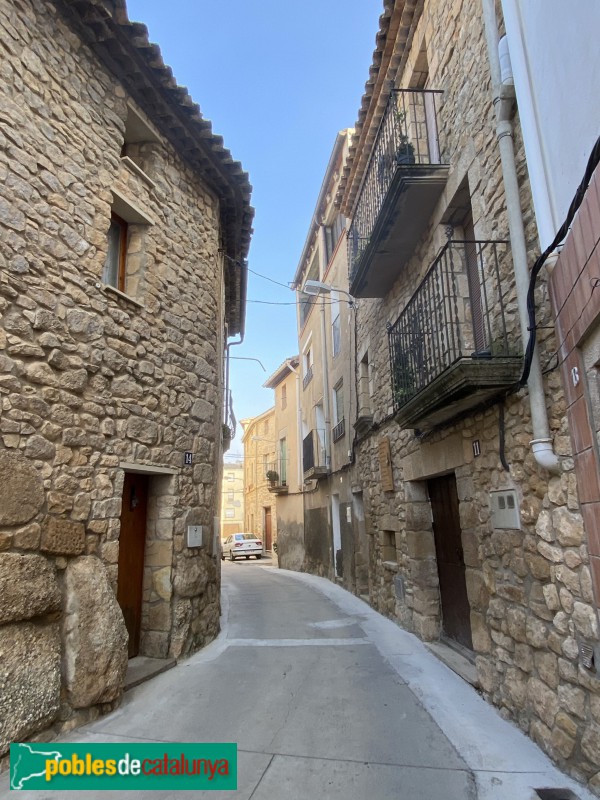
[521,133,600,387]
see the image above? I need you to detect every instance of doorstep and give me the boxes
[124,656,177,691]
[426,640,480,689]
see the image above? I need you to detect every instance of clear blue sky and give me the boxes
[125,1,378,458]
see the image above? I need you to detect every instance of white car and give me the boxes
[221,533,263,561]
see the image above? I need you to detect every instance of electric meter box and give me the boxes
[489,490,521,530]
[186,525,204,548]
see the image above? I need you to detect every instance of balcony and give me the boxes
[348,88,449,298]
[303,365,313,390]
[332,418,346,443]
[388,240,522,430]
[303,429,329,479]
[266,460,288,495]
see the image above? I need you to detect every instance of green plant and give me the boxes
[394,109,415,165]
[266,470,279,483]
[392,348,415,406]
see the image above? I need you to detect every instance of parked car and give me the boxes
[221,533,263,561]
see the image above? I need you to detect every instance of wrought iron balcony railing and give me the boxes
[388,240,522,419]
[266,459,288,493]
[332,418,346,443]
[348,88,446,296]
[302,429,329,477]
[302,364,313,390]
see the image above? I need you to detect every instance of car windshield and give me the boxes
[241,534,257,540]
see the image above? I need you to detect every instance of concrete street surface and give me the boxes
[1,560,594,799]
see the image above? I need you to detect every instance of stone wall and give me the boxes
[0,0,228,751]
[337,0,600,792]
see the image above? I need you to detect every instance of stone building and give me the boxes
[221,460,244,539]
[293,0,600,792]
[0,0,251,755]
[263,356,304,570]
[241,409,277,550]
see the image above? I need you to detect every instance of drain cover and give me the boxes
[534,790,579,800]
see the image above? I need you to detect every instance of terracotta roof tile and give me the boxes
[55,0,253,335]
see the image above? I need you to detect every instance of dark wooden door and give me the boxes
[428,473,473,650]
[117,472,148,658]
[264,507,272,551]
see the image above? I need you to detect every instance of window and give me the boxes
[227,472,234,482]
[103,191,154,299]
[279,437,287,484]
[227,491,234,502]
[324,213,345,265]
[103,213,128,291]
[121,103,161,180]
[333,381,344,425]
[281,384,287,410]
[225,509,235,519]
[331,291,341,357]
[332,381,345,442]
[303,347,313,389]
[299,254,319,327]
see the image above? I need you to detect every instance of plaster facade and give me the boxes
[221,460,244,538]
[241,408,278,550]
[263,357,304,570]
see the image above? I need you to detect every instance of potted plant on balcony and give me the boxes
[266,469,279,485]
[395,109,415,166]
[392,348,415,407]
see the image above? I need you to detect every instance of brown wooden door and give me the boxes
[428,473,473,650]
[264,506,272,551]
[117,472,148,658]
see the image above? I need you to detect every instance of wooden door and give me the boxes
[264,506,272,551]
[117,472,148,658]
[428,473,473,650]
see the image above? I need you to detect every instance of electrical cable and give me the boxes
[247,267,293,291]
[498,400,509,472]
[247,299,340,306]
[520,133,600,387]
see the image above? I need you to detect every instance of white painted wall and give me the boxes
[501,0,600,249]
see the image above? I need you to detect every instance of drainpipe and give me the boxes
[285,358,303,492]
[481,0,559,474]
[318,229,332,469]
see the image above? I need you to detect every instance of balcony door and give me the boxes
[279,437,287,484]
[463,215,487,354]
[315,404,326,467]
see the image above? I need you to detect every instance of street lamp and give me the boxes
[301,280,355,306]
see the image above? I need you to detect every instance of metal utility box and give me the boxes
[186,525,204,548]
[489,490,521,530]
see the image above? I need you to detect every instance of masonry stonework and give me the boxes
[332,0,600,792]
[0,0,251,754]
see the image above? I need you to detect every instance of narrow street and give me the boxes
[3,563,593,800]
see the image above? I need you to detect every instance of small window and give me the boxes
[282,384,287,410]
[227,491,234,502]
[331,292,341,357]
[324,213,346,265]
[333,381,344,425]
[103,213,128,291]
[227,472,234,482]
[225,509,235,519]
